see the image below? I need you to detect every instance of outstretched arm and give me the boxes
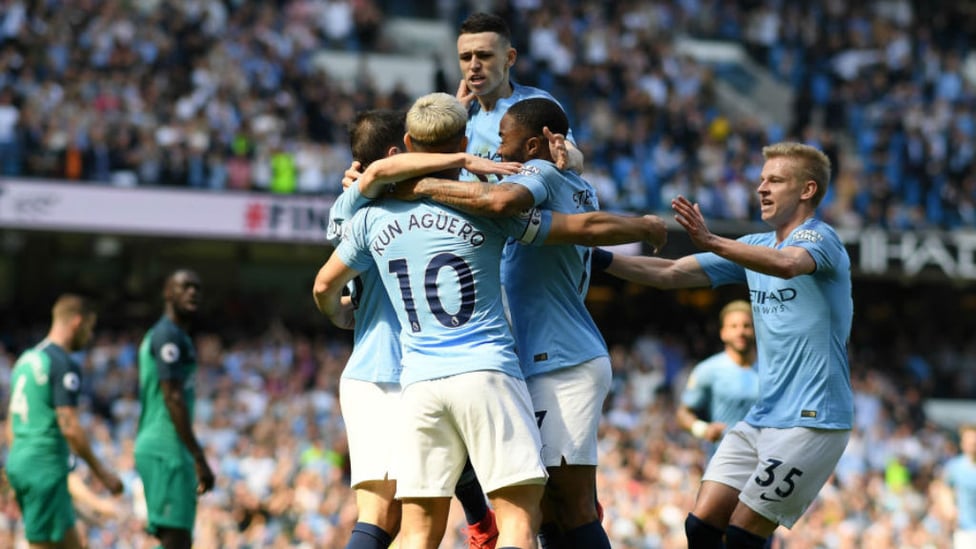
[672,196,816,278]
[410,178,535,217]
[312,252,361,329]
[604,252,711,289]
[545,212,667,252]
[354,154,523,198]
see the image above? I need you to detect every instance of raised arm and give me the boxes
[357,153,522,198]
[545,126,584,174]
[545,212,667,252]
[604,253,711,290]
[312,252,361,329]
[410,178,535,217]
[672,196,816,278]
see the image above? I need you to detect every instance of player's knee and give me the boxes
[724,525,768,549]
[684,513,724,548]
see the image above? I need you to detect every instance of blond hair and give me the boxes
[406,92,467,150]
[719,299,752,326]
[762,142,832,207]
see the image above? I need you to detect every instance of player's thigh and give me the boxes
[449,371,547,495]
[7,464,75,544]
[135,452,198,533]
[393,379,468,499]
[702,421,761,492]
[737,427,851,528]
[527,356,611,467]
[339,378,401,488]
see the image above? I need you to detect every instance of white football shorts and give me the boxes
[703,421,851,528]
[339,378,402,488]
[393,370,547,499]
[527,356,612,467]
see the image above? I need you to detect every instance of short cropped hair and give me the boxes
[406,92,467,150]
[719,299,752,326]
[505,98,569,139]
[459,12,511,43]
[349,109,406,168]
[762,142,832,207]
[52,294,95,322]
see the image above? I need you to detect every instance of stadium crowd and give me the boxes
[1,0,975,229]
[2,0,976,547]
[0,295,969,548]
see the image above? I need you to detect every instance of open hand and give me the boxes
[544,126,570,170]
[465,156,522,178]
[342,161,363,190]
[672,195,716,251]
[641,215,668,254]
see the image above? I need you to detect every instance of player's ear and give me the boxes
[525,135,542,158]
[801,180,817,201]
[506,47,516,69]
[403,133,416,152]
[459,136,468,151]
[386,145,401,158]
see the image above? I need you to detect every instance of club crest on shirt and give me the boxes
[63,372,80,391]
[160,342,180,363]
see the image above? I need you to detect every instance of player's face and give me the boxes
[497,114,532,162]
[457,32,514,100]
[720,310,755,356]
[962,428,976,457]
[756,157,816,227]
[71,313,97,351]
[169,271,203,316]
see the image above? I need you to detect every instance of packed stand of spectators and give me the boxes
[0,290,972,548]
[680,0,976,230]
[5,0,969,230]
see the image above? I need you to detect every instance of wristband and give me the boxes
[591,247,614,272]
[691,420,709,439]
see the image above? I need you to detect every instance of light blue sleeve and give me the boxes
[694,252,747,287]
[500,163,550,206]
[335,207,375,272]
[327,184,371,244]
[499,208,553,246]
[784,224,842,274]
[681,361,712,410]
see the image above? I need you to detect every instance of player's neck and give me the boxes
[478,80,514,112]
[726,348,754,367]
[774,210,816,244]
[166,309,192,331]
[44,328,73,352]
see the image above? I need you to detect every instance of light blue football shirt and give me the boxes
[327,183,402,384]
[945,454,976,530]
[499,159,608,378]
[695,218,854,429]
[336,199,553,388]
[463,82,573,181]
[681,352,759,428]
